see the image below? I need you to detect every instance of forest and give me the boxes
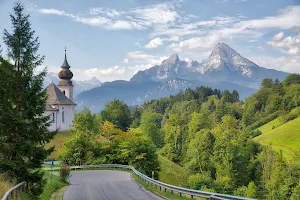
[59,74,300,199]
[1,2,299,199]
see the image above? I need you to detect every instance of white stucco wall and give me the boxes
[45,104,76,131]
[58,85,74,101]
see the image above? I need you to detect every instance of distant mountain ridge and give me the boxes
[43,72,102,97]
[131,43,288,89]
[76,43,289,112]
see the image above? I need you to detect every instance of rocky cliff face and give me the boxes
[130,43,288,89]
[75,43,289,112]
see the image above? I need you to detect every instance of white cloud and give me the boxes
[127,51,153,59]
[168,31,234,55]
[39,8,65,15]
[145,37,164,49]
[236,6,300,30]
[83,66,125,76]
[257,45,265,51]
[170,36,181,42]
[123,58,129,63]
[166,6,300,55]
[250,55,300,73]
[288,47,300,55]
[268,33,300,55]
[37,2,179,30]
[132,3,178,25]
[273,31,284,41]
[126,51,168,68]
[45,65,126,81]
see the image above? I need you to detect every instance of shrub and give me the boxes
[59,163,71,182]
[248,130,262,138]
[245,112,279,131]
[188,172,212,190]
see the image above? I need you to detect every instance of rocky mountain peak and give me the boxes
[162,53,180,65]
[89,76,102,85]
[210,42,240,60]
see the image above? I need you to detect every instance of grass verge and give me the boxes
[132,173,202,200]
[0,176,14,198]
[21,171,69,200]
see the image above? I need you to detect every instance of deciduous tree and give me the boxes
[101,100,132,131]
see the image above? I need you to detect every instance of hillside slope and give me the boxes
[254,117,300,160]
[158,155,189,187]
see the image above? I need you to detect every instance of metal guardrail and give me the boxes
[44,164,255,200]
[1,181,25,200]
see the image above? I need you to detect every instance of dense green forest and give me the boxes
[59,74,300,199]
[1,2,299,199]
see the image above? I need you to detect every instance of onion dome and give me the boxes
[58,49,73,80]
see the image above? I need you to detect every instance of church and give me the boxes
[44,50,76,131]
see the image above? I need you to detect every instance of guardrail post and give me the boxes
[191,195,194,199]
[164,188,166,192]
[14,189,17,199]
[180,192,182,198]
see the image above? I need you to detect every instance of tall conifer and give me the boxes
[0,2,55,194]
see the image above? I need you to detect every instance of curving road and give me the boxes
[63,170,163,200]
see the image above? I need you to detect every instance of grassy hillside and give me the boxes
[158,155,189,187]
[257,118,282,134]
[0,176,13,198]
[254,117,300,160]
[46,131,71,159]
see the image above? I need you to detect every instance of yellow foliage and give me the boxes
[100,121,123,141]
[0,176,14,198]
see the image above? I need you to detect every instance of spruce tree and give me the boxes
[0,2,55,194]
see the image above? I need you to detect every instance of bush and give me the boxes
[246,112,279,131]
[286,112,298,122]
[248,130,262,138]
[28,178,46,196]
[188,172,212,190]
[59,163,71,182]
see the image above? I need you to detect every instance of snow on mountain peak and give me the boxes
[199,42,257,77]
[162,53,180,65]
[210,42,240,60]
[89,76,102,85]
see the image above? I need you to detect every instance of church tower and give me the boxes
[58,49,74,100]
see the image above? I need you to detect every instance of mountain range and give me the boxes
[75,43,289,112]
[43,72,102,97]
[131,43,287,89]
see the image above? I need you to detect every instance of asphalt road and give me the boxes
[63,170,164,200]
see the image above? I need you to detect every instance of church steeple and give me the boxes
[58,48,73,81]
[62,48,71,68]
[58,48,74,100]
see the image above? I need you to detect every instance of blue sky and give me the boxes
[0,0,299,81]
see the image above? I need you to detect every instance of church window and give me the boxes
[62,111,65,123]
[63,90,66,95]
[52,113,55,123]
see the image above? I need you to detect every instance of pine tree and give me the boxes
[0,2,55,195]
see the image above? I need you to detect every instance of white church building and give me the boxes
[45,50,76,131]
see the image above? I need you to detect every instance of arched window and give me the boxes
[63,90,66,95]
[62,111,65,123]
